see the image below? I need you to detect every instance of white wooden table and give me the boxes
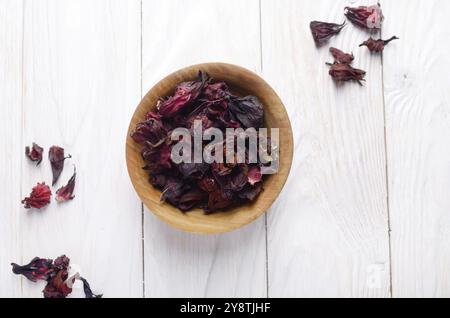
[1,0,449,298]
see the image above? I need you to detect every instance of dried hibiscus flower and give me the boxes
[310,21,346,45]
[22,182,52,209]
[55,167,76,202]
[11,255,101,299]
[360,36,399,52]
[327,63,366,85]
[49,146,72,186]
[345,3,384,30]
[11,257,53,282]
[25,143,44,165]
[329,47,354,65]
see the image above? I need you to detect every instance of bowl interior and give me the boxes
[126,63,293,234]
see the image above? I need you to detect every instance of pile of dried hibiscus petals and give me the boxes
[22,144,76,210]
[131,71,269,213]
[11,255,101,298]
[309,3,399,84]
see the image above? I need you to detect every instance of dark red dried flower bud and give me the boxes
[11,257,53,282]
[25,143,44,165]
[49,146,71,186]
[360,36,399,52]
[56,168,76,202]
[310,21,346,45]
[22,182,52,209]
[329,47,354,65]
[345,3,384,29]
[80,277,103,298]
[327,63,366,85]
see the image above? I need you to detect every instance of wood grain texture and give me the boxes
[383,0,450,297]
[142,0,268,297]
[261,0,391,297]
[0,0,23,298]
[127,63,293,234]
[20,0,142,297]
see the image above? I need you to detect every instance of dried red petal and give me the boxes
[43,269,73,298]
[310,21,346,45]
[11,257,53,282]
[158,72,207,118]
[330,47,354,65]
[360,36,399,52]
[55,168,76,202]
[25,143,44,165]
[22,182,52,209]
[49,146,71,186]
[248,166,262,186]
[327,63,366,85]
[79,277,103,298]
[345,3,384,29]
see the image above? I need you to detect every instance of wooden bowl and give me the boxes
[126,63,293,234]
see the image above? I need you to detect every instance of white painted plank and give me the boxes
[20,0,142,297]
[0,0,23,298]
[142,0,267,297]
[261,0,391,297]
[383,0,450,297]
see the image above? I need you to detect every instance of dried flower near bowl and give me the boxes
[327,63,366,85]
[11,255,102,299]
[345,3,384,30]
[49,146,72,186]
[310,21,346,45]
[22,182,52,209]
[360,36,399,52]
[25,143,44,165]
[131,71,271,213]
[329,47,354,65]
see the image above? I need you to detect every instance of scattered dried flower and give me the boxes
[11,255,101,299]
[11,257,53,282]
[25,143,44,165]
[327,63,366,85]
[49,146,72,186]
[55,167,76,202]
[360,36,399,52]
[345,3,384,29]
[329,47,354,65]
[22,182,52,209]
[310,21,346,45]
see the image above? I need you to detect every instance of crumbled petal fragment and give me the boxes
[11,257,53,282]
[327,63,366,85]
[310,21,346,45]
[345,3,384,29]
[79,277,103,298]
[25,143,44,165]
[49,146,72,186]
[330,47,354,65]
[22,182,52,209]
[360,36,399,52]
[248,166,262,186]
